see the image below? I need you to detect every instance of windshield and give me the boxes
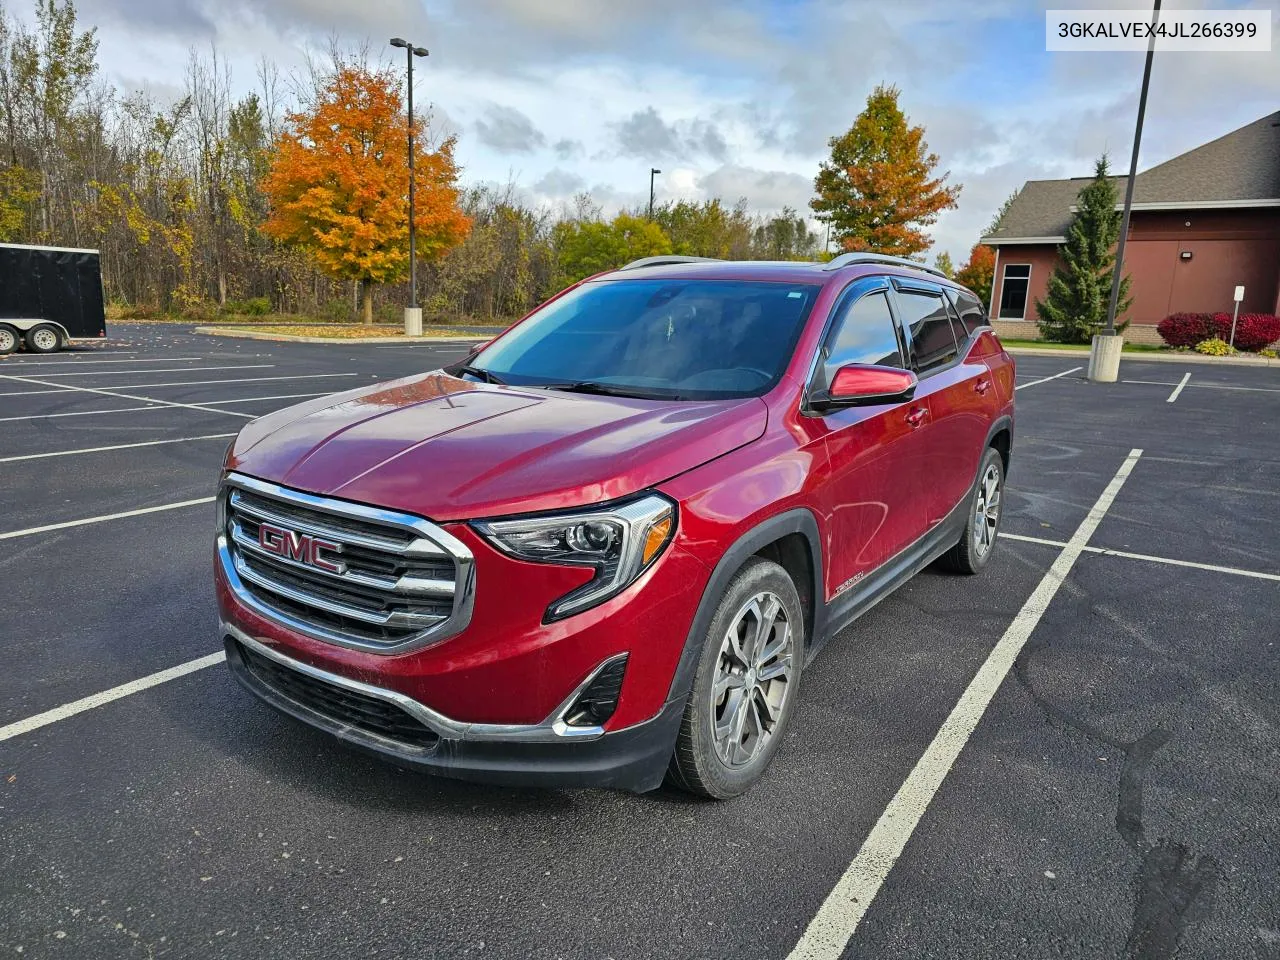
[470,278,821,400]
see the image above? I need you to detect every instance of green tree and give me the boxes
[1035,155,1131,343]
[650,198,751,259]
[752,207,819,260]
[810,84,961,257]
[552,211,670,287]
[985,189,1019,236]
[933,250,954,278]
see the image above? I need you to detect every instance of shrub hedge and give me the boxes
[1157,312,1280,352]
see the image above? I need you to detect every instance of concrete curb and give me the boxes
[193,326,487,345]
[1006,346,1278,368]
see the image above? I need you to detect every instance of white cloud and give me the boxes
[39,0,1278,264]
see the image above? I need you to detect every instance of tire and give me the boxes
[0,324,17,355]
[939,447,1005,575]
[666,557,805,799]
[24,323,62,354]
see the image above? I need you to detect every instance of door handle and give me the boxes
[975,377,992,395]
[905,407,927,428]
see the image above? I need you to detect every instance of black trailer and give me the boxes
[0,242,106,354]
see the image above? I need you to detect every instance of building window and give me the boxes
[998,264,1031,320]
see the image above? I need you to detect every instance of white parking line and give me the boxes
[1014,366,1082,390]
[0,355,184,366]
[0,391,333,422]
[788,448,1142,960]
[1124,379,1280,394]
[0,433,236,463]
[0,374,255,417]
[0,497,216,541]
[33,364,274,378]
[0,652,225,743]
[1000,531,1280,583]
[1166,373,1191,403]
[0,372,359,397]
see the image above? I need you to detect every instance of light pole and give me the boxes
[649,168,661,219]
[390,37,429,336]
[1090,0,1160,382]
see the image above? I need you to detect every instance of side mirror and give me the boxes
[814,364,918,409]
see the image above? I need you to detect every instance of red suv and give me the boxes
[216,254,1014,798]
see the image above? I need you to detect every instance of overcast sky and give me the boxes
[37,0,1280,261]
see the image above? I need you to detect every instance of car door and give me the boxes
[891,280,994,528]
[807,278,929,597]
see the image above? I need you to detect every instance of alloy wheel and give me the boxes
[973,463,1002,557]
[710,591,795,768]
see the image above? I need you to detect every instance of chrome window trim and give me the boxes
[218,472,474,654]
[225,623,625,743]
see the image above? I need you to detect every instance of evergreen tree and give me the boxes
[1035,156,1131,343]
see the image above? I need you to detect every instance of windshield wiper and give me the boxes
[456,364,506,385]
[537,381,677,400]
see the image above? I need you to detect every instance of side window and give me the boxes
[997,264,1031,320]
[897,289,957,374]
[948,288,987,336]
[822,291,904,380]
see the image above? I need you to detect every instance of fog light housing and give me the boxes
[561,655,628,728]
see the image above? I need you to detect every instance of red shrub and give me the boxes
[1157,312,1213,348]
[1157,312,1280,352]
[1229,313,1280,352]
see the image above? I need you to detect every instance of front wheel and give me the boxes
[666,557,804,799]
[939,447,1005,574]
[24,323,62,354]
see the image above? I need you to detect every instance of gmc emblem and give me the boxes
[257,522,346,574]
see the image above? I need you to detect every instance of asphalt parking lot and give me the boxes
[2,324,1277,960]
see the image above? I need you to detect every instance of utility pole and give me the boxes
[390,37,429,335]
[1090,0,1160,382]
[649,168,661,219]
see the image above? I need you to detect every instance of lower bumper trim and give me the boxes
[223,634,683,793]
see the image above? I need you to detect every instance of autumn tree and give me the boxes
[552,211,670,288]
[1035,155,1130,343]
[933,250,954,278]
[955,243,995,309]
[810,85,960,257]
[262,60,469,323]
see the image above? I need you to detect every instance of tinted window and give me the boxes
[998,264,1030,320]
[948,288,987,336]
[475,279,821,400]
[823,291,903,379]
[897,289,958,373]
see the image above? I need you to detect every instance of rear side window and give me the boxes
[948,288,987,336]
[823,291,904,380]
[897,289,958,374]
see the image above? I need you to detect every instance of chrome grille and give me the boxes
[218,473,475,653]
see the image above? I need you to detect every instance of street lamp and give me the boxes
[649,168,661,219]
[1090,0,1160,382]
[390,37,429,336]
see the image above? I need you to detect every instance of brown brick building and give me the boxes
[982,111,1280,343]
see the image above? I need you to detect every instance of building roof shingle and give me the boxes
[984,110,1280,243]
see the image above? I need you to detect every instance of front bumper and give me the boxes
[223,627,683,792]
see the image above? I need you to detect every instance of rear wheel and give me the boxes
[0,324,17,355]
[666,557,804,799]
[939,447,1004,574]
[24,323,62,354]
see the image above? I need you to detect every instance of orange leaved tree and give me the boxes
[262,62,470,323]
[810,85,960,258]
[955,243,995,309]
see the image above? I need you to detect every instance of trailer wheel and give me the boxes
[25,323,62,354]
[0,325,17,355]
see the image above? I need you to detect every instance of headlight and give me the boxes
[474,494,676,621]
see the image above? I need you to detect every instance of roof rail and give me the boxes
[618,255,723,270]
[823,252,947,278]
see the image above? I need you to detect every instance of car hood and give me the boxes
[229,372,767,520]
